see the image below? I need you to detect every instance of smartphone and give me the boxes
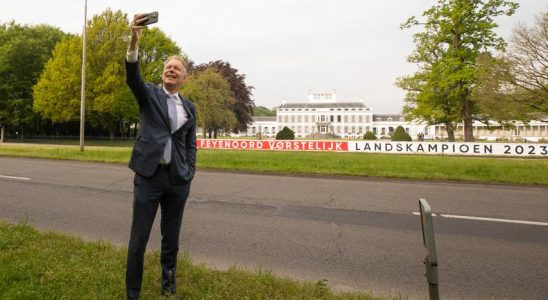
[142,12,159,26]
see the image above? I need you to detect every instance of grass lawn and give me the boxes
[0,221,399,300]
[0,142,547,185]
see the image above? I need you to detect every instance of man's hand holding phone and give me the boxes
[132,12,158,27]
[129,12,158,51]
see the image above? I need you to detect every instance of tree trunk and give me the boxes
[445,122,456,142]
[462,95,474,142]
[0,126,4,143]
[109,124,116,141]
[133,123,139,138]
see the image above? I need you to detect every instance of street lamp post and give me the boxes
[79,0,87,151]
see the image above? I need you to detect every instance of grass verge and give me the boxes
[0,143,547,185]
[0,221,396,300]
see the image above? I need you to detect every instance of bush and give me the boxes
[276,127,295,140]
[363,131,377,140]
[391,126,412,141]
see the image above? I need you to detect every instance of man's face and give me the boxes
[162,59,186,90]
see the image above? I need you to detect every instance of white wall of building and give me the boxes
[240,91,548,141]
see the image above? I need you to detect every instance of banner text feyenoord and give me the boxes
[197,139,547,157]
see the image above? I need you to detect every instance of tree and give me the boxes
[276,126,294,140]
[472,53,531,126]
[180,67,236,138]
[397,65,461,141]
[391,126,412,141]
[253,106,276,117]
[503,12,547,117]
[34,9,184,139]
[34,36,83,123]
[363,131,377,140]
[398,0,518,142]
[472,12,547,127]
[190,60,254,133]
[0,22,66,137]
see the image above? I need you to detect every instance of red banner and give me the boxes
[197,139,348,152]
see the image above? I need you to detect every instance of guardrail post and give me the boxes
[419,198,440,300]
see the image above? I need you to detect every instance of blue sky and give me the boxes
[1,1,545,113]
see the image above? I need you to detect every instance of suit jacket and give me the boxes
[126,60,197,185]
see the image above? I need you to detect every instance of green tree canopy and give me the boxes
[0,22,65,134]
[276,126,295,140]
[473,53,531,126]
[253,106,276,117]
[180,67,236,138]
[33,35,82,123]
[391,126,412,141]
[190,60,254,133]
[398,0,518,142]
[472,11,547,127]
[33,9,184,138]
[363,131,377,140]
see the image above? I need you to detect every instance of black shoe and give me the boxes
[162,269,177,297]
[127,290,140,300]
[161,290,181,300]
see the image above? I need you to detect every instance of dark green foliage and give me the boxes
[276,126,295,140]
[189,60,254,133]
[0,22,66,135]
[253,106,276,117]
[398,0,519,142]
[391,126,412,141]
[363,131,377,140]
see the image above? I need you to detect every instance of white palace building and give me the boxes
[243,91,547,141]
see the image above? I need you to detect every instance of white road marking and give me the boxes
[0,174,31,181]
[412,212,548,227]
[413,212,438,216]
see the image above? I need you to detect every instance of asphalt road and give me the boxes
[1,156,547,299]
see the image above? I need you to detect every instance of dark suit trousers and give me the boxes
[126,166,191,299]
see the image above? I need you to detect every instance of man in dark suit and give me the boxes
[125,14,196,300]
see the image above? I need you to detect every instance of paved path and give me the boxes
[1,156,547,299]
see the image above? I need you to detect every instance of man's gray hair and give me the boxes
[163,55,188,75]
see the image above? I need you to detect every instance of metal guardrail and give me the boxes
[419,198,440,300]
